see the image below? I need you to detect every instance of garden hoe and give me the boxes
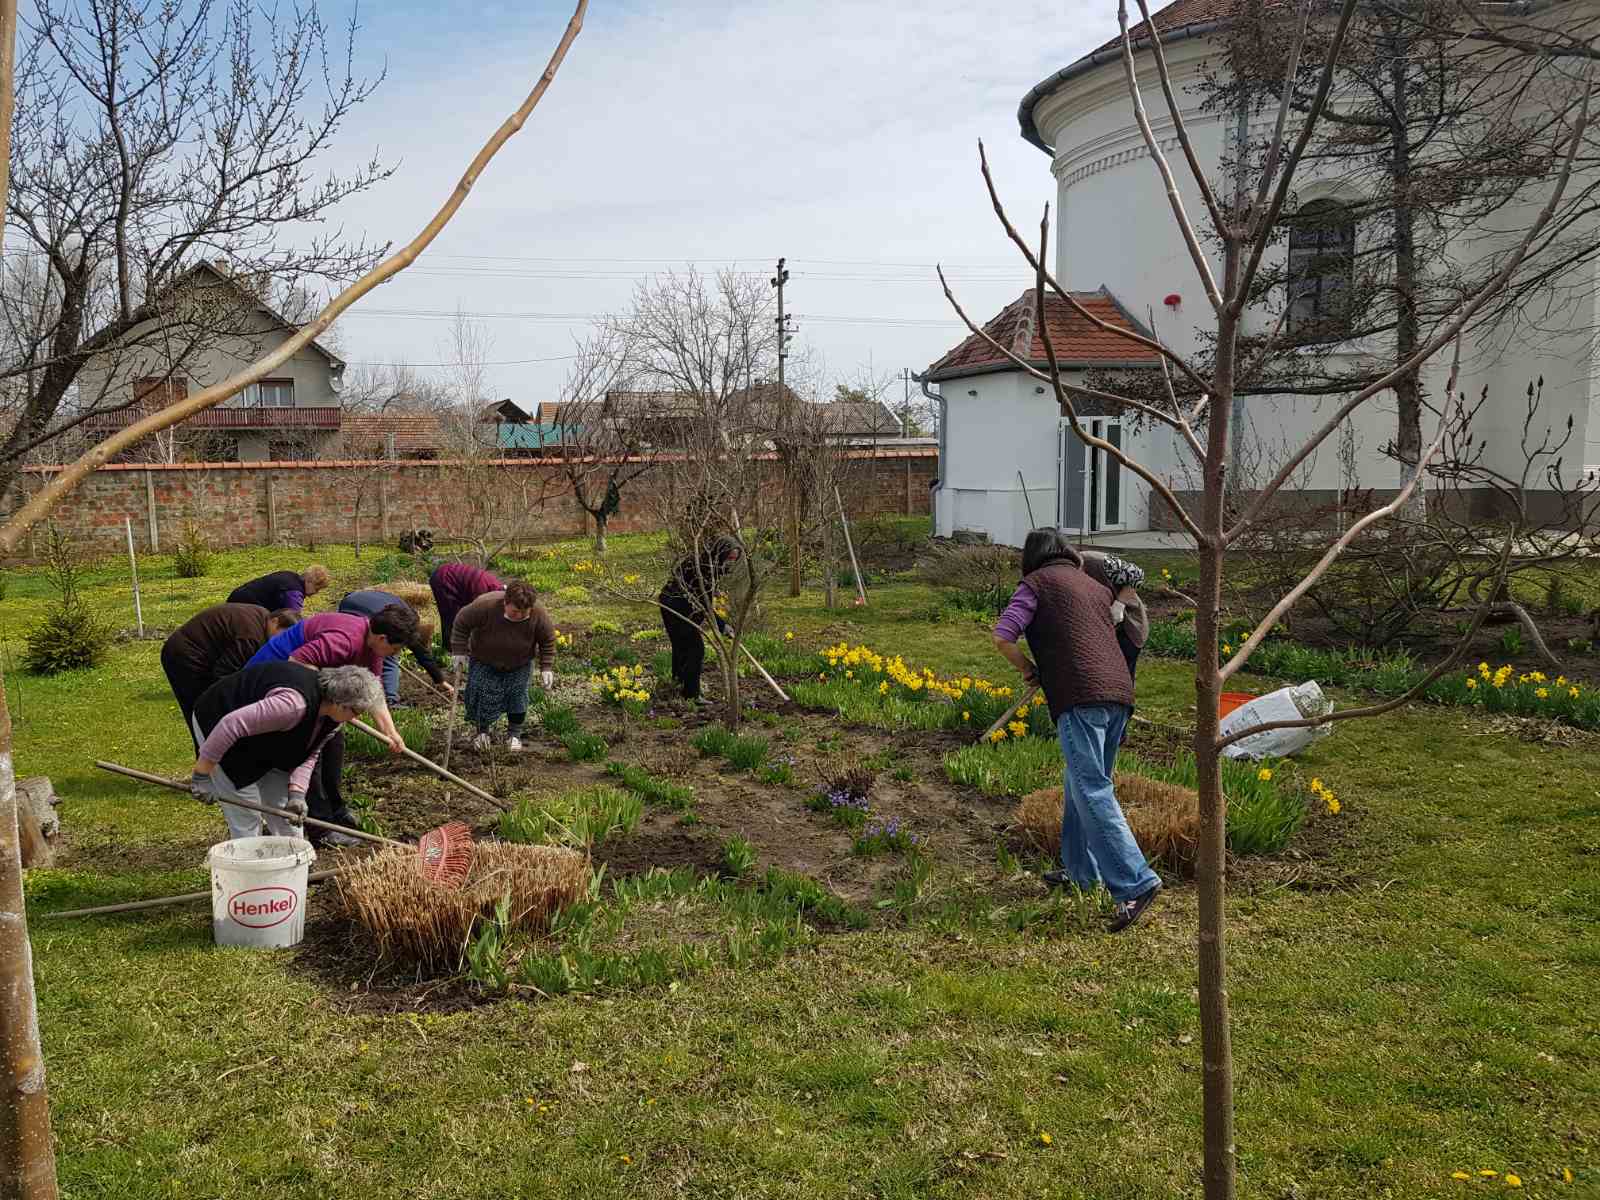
[347,718,510,811]
[93,760,475,889]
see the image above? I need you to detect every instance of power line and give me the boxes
[344,353,580,368]
[338,306,966,329]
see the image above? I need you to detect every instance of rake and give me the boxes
[94,759,475,889]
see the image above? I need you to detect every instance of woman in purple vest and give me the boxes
[992,528,1162,932]
[429,561,504,649]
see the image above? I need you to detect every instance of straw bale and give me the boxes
[1014,771,1201,874]
[335,841,588,971]
[385,581,436,610]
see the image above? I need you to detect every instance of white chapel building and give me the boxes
[926,0,1600,546]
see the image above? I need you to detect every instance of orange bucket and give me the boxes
[1218,692,1257,718]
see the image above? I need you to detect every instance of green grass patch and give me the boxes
[603,760,695,810]
[345,706,431,759]
[690,726,770,771]
[498,785,642,847]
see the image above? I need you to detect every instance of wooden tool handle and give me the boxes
[93,760,402,849]
[978,686,1040,743]
[43,868,349,920]
[348,719,509,811]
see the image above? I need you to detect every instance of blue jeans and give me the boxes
[1056,704,1161,902]
[381,654,400,705]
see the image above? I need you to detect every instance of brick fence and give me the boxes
[8,448,939,554]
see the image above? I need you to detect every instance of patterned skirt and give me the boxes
[465,660,532,729]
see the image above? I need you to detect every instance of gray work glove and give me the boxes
[284,792,308,823]
[451,654,469,672]
[189,772,216,805]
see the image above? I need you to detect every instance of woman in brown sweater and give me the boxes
[449,580,556,752]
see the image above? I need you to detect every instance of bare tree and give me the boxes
[0,0,391,497]
[940,0,1593,1193]
[544,329,656,554]
[0,8,588,1194]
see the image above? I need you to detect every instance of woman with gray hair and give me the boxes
[189,663,384,840]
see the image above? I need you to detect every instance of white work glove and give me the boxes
[284,792,308,823]
[189,772,216,805]
[1109,600,1127,625]
[540,669,554,689]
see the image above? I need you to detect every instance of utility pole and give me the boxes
[772,257,800,597]
[901,367,913,437]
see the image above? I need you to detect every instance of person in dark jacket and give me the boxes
[338,589,452,705]
[429,561,504,648]
[993,528,1162,932]
[190,663,383,840]
[227,565,330,613]
[161,604,300,737]
[658,536,741,702]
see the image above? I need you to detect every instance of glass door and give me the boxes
[1057,418,1124,534]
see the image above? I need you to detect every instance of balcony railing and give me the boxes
[85,405,343,431]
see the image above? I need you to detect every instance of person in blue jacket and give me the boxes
[337,588,453,706]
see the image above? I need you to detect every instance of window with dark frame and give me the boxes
[1287,199,1356,343]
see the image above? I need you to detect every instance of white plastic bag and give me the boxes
[1219,681,1333,760]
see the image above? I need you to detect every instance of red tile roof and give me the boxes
[925,289,1160,381]
[340,413,445,454]
[1092,0,1243,54]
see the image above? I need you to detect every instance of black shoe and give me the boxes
[1107,883,1162,933]
[1042,869,1075,890]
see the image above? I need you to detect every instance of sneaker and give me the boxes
[1107,883,1163,933]
[506,735,523,752]
[472,732,492,752]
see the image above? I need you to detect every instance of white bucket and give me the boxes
[207,836,317,949]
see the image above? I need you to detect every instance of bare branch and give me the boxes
[1118,0,1224,311]
[1131,0,1229,236]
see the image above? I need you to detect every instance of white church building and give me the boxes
[926,0,1600,546]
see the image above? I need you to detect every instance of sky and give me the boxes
[315,0,1110,405]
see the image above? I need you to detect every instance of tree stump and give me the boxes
[17,776,60,869]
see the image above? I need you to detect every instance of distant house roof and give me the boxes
[495,422,569,450]
[924,289,1161,382]
[823,400,904,437]
[481,398,532,423]
[341,413,445,455]
[85,259,346,369]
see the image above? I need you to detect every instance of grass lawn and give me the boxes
[8,531,1598,1199]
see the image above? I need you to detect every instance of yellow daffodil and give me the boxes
[1536,687,1549,699]
[879,681,889,695]
[1257,767,1272,782]
[623,573,640,585]
[1039,1132,1053,1145]
[1008,720,1027,738]
[989,729,1006,743]
[1505,1175,1521,1188]
[1222,643,1232,655]
[784,631,794,641]
[1557,675,1566,685]
[1452,1171,1471,1180]
[1466,678,1478,690]
[1326,797,1340,814]
[1571,687,1581,699]
[962,711,970,720]
[1482,1171,1500,1179]
[1564,1168,1575,1184]
[1479,662,1490,676]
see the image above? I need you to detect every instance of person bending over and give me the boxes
[658,536,742,702]
[161,603,298,741]
[189,664,383,841]
[227,565,330,613]
[429,561,504,649]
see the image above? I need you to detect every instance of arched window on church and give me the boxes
[1288,199,1356,342]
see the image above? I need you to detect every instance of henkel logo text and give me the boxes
[228,886,298,928]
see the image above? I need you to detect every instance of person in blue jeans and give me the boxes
[992,527,1162,933]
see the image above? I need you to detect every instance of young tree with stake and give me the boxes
[940,0,1593,1193]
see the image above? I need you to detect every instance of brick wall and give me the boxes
[10,449,938,553]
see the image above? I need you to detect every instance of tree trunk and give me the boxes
[1197,260,1241,1200]
[593,511,608,555]
[0,674,59,1199]
[1390,30,1426,524]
